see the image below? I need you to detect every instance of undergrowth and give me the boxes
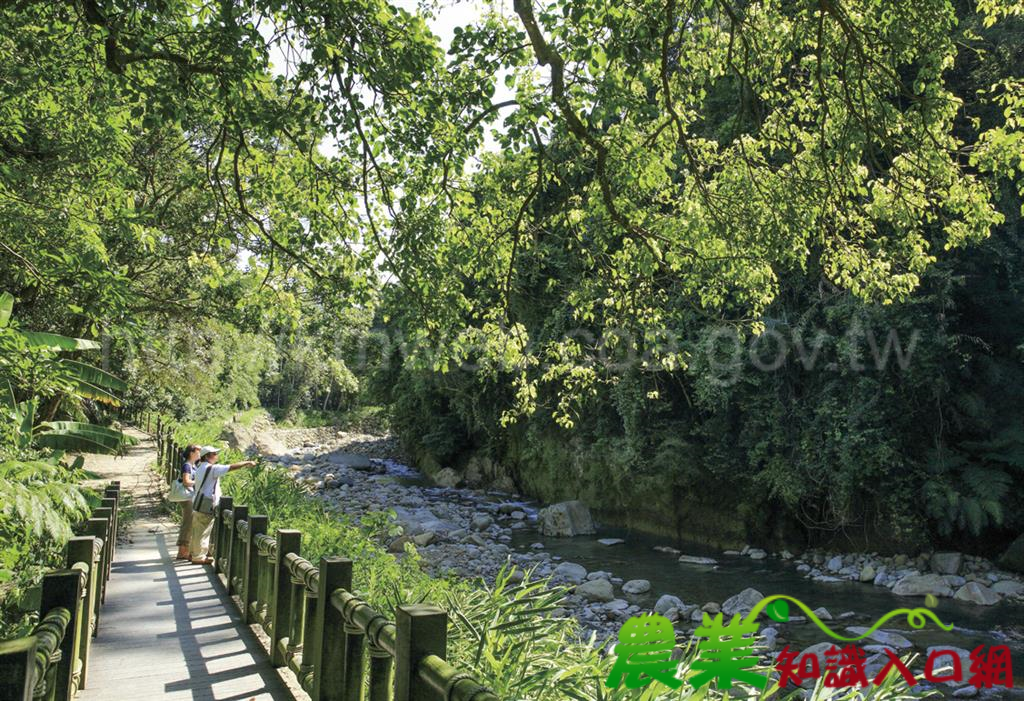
[215,460,928,701]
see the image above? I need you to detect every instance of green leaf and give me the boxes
[0,292,13,328]
[17,332,100,351]
[36,421,136,455]
[57,359,128,405]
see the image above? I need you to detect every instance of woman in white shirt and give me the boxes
[188,446,256,565]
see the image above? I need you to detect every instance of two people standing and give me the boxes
[174,445,256,564]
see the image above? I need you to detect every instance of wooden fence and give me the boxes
[151,419,501,701]
[0,482,121,701]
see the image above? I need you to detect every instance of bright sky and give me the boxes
[273,0,519,157]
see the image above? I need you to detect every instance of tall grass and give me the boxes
[218,462,928,701]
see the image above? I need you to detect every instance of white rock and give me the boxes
[552,562,588,583]
[721,588,764,616]
[992,579,1024,596]
[654,595,687,616]
[576,578,615,602]
[953,582,1001,606]
[622,579,651,595]
[891,573,954,597]
[844,627,912,649]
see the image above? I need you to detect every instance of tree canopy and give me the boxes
[1,0,1023,549]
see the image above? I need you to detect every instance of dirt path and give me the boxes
[81,426,167,525]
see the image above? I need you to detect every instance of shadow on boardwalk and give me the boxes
[77,428,299,701]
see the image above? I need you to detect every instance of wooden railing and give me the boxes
[0,482,121,701]
[154,418,181,487]
[210,497,502,701]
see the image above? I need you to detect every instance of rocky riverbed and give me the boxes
[247,425,1024,698]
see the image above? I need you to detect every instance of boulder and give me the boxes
[925,646,972,686]
[931,551,963,575]
[654,594,687,617]
[622,579,651,595]
[826,555,843,572]
[999,534,1024,574]
[891,573,954,597]
[388,535,412,553]
[587,571,612,581]
[598,538,625,546]
[678,555,717,565]
[992,580,1024,597]
[576,578,615,602]
[953,582,1001,606]
[432,467,462,488]
[859,565,876,583]
[721,588,764,616]
[811,607,832,621]
[552,562,588,583]
[538,500,596,537]
[844,627,912,649]
[392,506,456,535]
[748,549,767,560]
[412,532,435,547]
[758,626,778,650]
[470,513,493,531]
[326,451,374,470]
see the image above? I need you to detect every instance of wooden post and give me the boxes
[213,496,232,572]
[227,505,248,595]
[243,515,268,623]
[393,605,448,701]
[40,570,84,701]
[0,638,36,701]
[270,530,300,667]
[367,647,392,701]
[82,518,109,614]
[91,507,113,598]
[342,620,364,701]
[65,537,98,689]
[99,497,116,579]
[102,485,119,565]
[312,558,352,701]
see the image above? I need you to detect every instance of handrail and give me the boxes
[0,481,121,701]
[208,495,503,701]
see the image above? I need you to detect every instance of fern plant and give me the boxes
[0,455,91,637]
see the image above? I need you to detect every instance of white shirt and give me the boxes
[193,462,230,507]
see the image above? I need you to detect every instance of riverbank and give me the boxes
[241,422,1024,698]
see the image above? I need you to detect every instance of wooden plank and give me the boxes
[77,521,294,701]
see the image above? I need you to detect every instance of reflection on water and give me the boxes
[385,465,1024,665]
[508,524,1024,655]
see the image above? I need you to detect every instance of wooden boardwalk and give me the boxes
[77,430,297,701]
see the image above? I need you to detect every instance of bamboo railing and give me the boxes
[210,497,501,701]
[152,419,502,700]
[0,482,121,701]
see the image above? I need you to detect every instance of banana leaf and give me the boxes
[0,291,12,328]
[35,421,136,455]
[18,331,101,351]
[57,359,127,405]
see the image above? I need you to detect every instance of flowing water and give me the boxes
[386,463,1024,683]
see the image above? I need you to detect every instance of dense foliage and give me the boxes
[1,0,1022,557]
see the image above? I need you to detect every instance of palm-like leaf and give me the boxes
[0,292,12,328]
[56,359,127,405]
[35,421,136,455]
[17,331,100,352]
